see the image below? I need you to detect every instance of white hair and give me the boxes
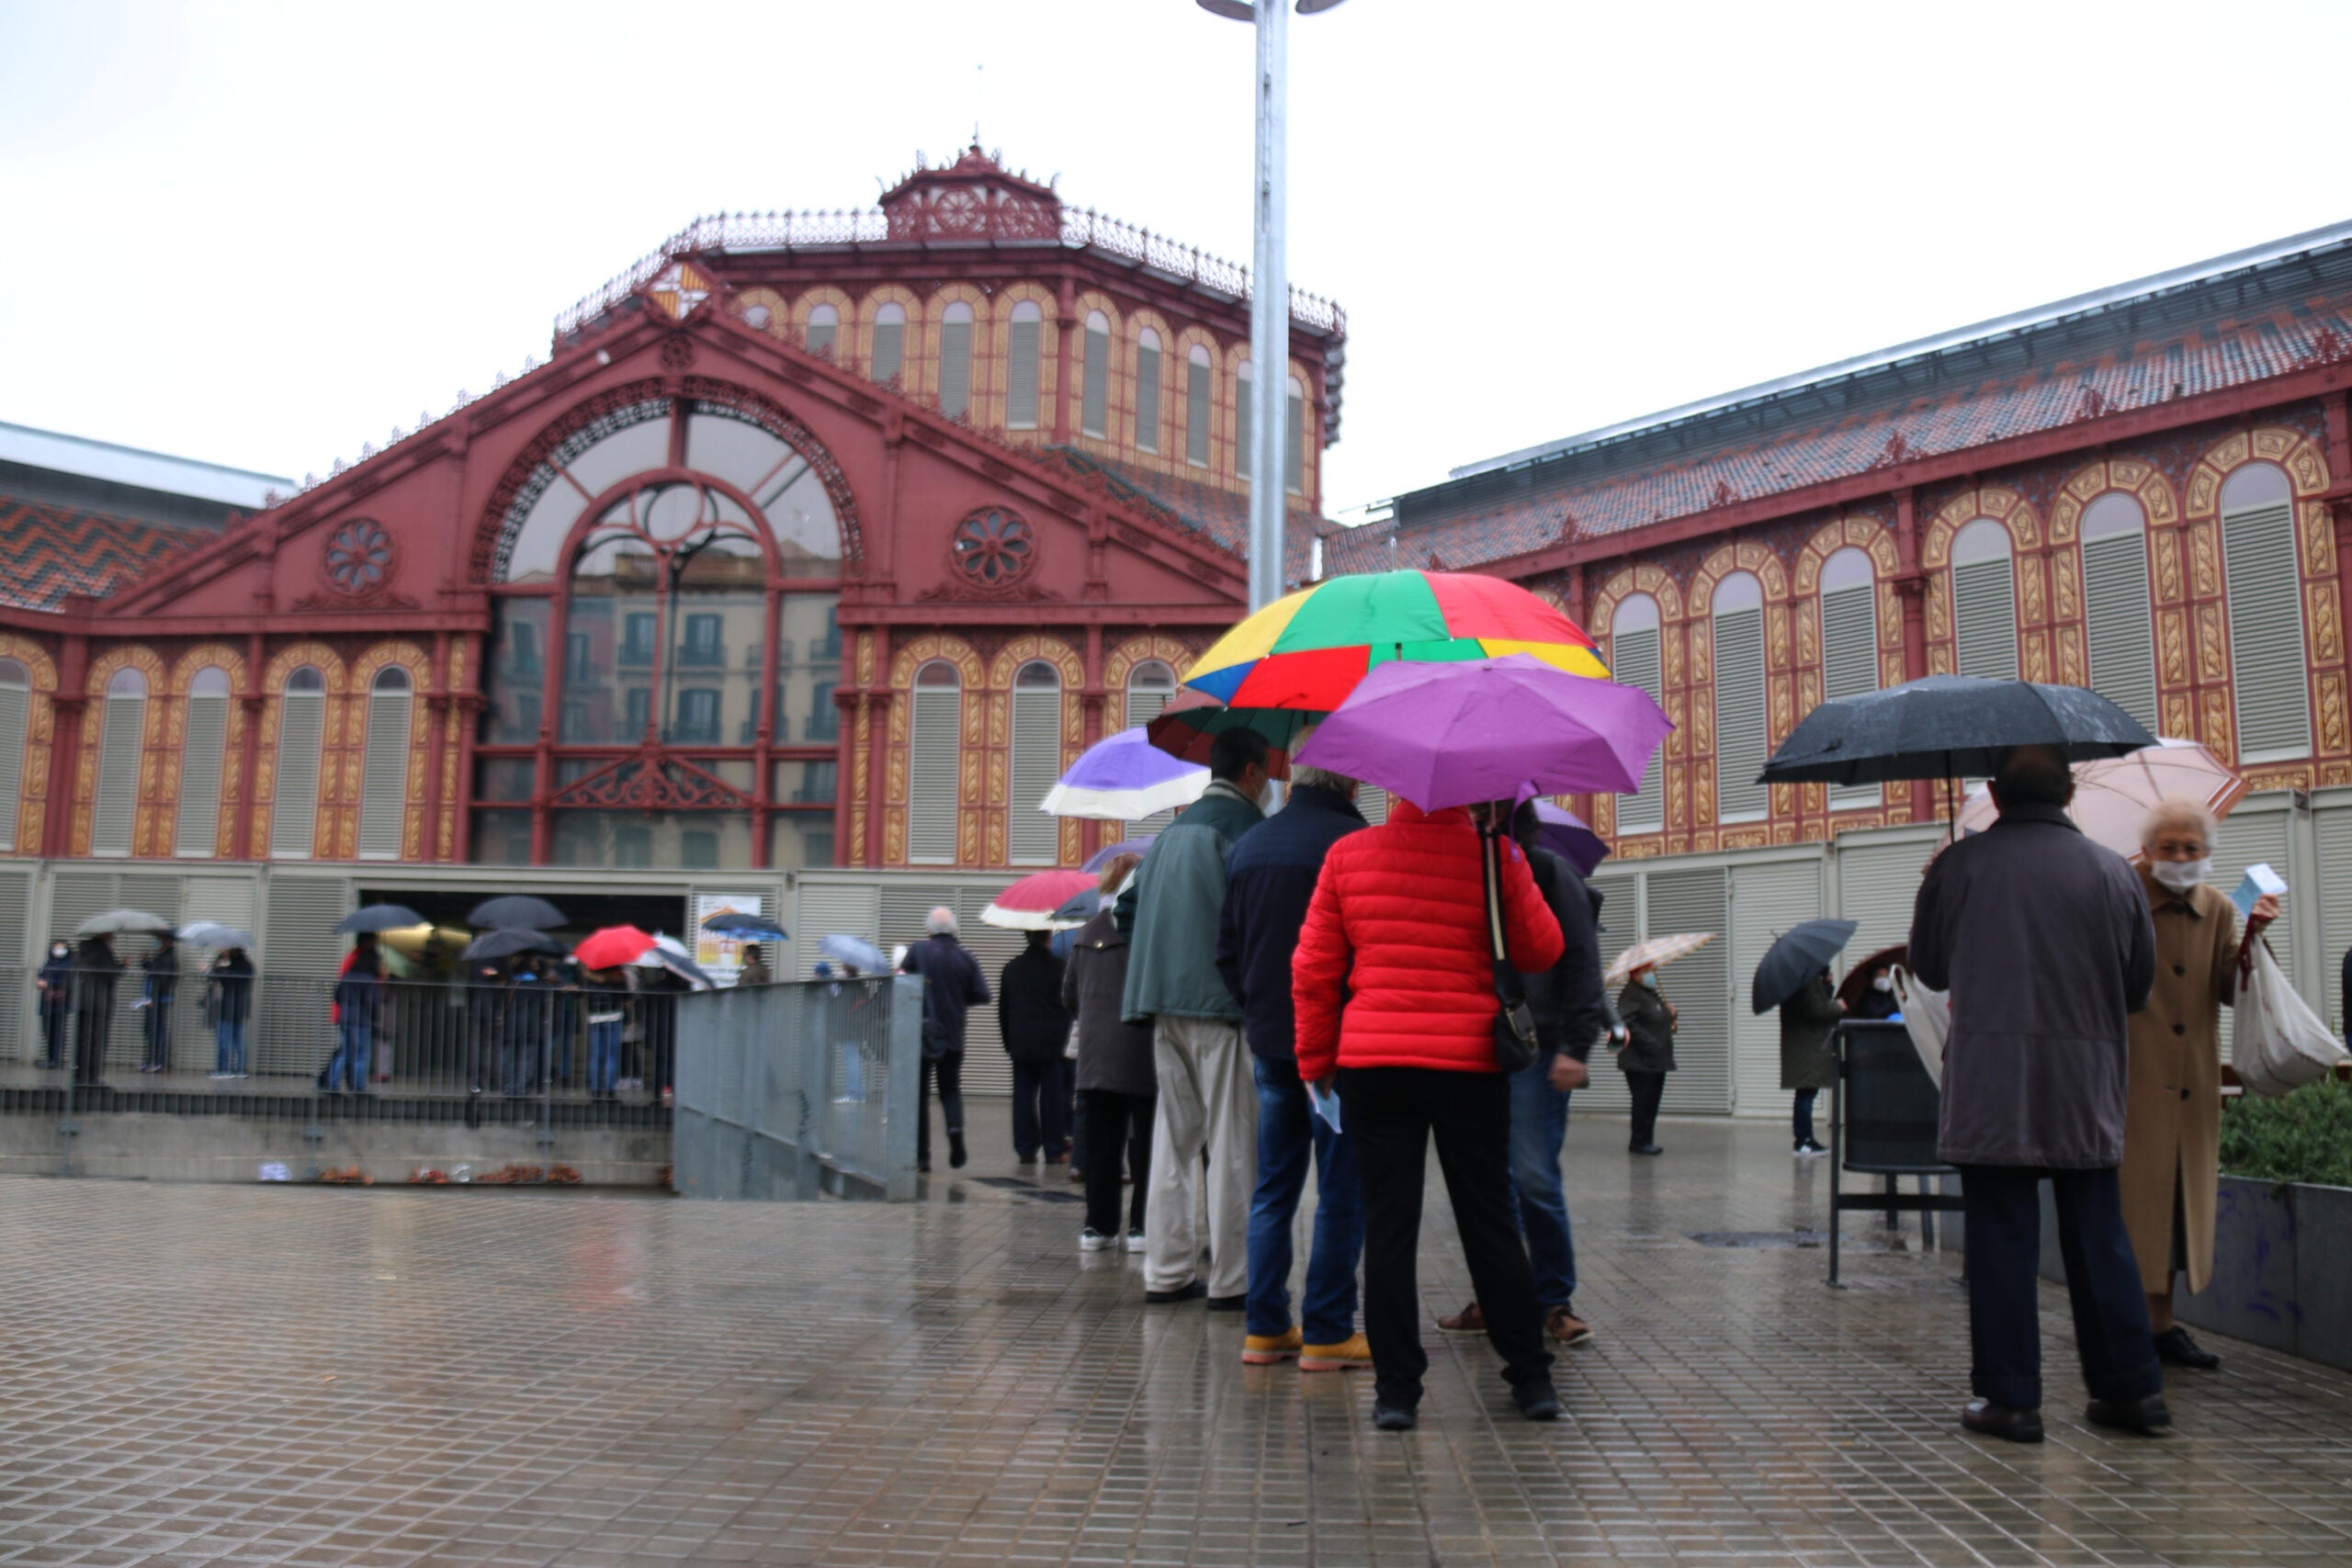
[925,906,958,936]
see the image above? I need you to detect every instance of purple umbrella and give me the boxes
[1039,727,1208,821]
[1294,654,1674,813]
[1532,802,1610,877]
[1082,836,1156,873]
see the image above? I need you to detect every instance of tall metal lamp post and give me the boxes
[1198,0,1348,612]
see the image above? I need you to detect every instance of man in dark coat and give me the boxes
[1216,765,1369,1368]
[139,932,179,1073]
[1779,970,1844,1155]
[1064,857,1156,1247]
[1910,744,2164,1444]
[900,907,990,1172]
[1438,800,1610,1348]
[72,933,121,1086]
[1000,929,1073,1163]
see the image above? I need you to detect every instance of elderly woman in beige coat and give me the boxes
[2121,796,2279,1371]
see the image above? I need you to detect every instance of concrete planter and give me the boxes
[2039,1174,2352,1371]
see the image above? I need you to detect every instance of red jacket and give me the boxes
[1293,800,1565,1079]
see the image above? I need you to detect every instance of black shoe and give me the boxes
[917,1157,932,1174]
[1512,1382,1562,1422]
[2086,1393,2172,1435]
[1961,1397,2044,1443]
[1144,1280,1207,1305]
[1373,1402,1418,1431]
[1205,1293,1247,1313]
[2155,1326,2221,1370]
[1629,1143,1663,1156]
[948,1131,967,1169]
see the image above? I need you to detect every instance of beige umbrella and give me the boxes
[1951,738,2245,862]
[1604,931,1715,987]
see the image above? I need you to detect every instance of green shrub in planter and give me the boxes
[2220,1077,2352,1190]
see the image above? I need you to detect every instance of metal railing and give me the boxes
[670,975,921,1201]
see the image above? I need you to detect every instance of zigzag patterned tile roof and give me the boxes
[1044,447,1331,583]
[0,497,202,611]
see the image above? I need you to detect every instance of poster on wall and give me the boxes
[693,892,768,987]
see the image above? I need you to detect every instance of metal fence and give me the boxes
[670,975,922,1201]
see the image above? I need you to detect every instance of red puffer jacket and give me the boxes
[1293,800,1564,1079]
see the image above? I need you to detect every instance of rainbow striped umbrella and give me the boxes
[1182,570,1608,712]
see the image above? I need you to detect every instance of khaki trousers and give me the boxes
[1143,1016,1256,1296]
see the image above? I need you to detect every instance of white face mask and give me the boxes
[1871,975,1894,993]
[1637,972,1658,990]
[2150,857,2211,894]
[51,946,67,960]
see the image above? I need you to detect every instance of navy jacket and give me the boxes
[1215,784,1367,1061]
[998,944,1071,1063]
[900,933,991,1057]
[1522,846,1608,1063]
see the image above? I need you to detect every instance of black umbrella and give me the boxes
[1760,675,2154,786]
[701,910,789,941]
[1750,919,1859,1015]
[335,904,424,935]
[461,927,568,962]
[467,895,567,931]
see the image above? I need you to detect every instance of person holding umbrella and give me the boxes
[1780,968,1845,1156]
[137,931,179,1074]
[72,931,123,1087]
[207,943,254,1079]
[1909,744,2164,1443]
[325,947,383,1095]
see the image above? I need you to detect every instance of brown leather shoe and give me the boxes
[2086,1394,2172,1435]
[1545,1305,1594,1346]
[1961,1397,2045,1443]
[1435,1300,1486,1336]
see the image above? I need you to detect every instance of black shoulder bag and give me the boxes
[1482,823,1542,1073]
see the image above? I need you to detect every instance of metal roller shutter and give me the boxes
[1081,322,1109,437]
[1820,585,1881,810]
[938,318,972,419]
[0,863,30,1057]
[177,874,257,1064]
[956,886,1023,1098]
[907,686,960,865]
[1008,682,1061,865]
[1952,558,2018,681]
[1236,372,1253,476]
[870,318,903,384]
[1833,833,1932,973]
[1124,680,1178,834]
[2083,532,2158,735]
[1729,859,1824,1119]
[1287,388,1306,493]
[92,691,144,857]
[1713,606,1769,823]
[175,692,229,856]
[1135,341,1161,451]
[1356,787,1388,827]
[794,881,879,982]
[1582,871,1640,1112]
[45,871,130,1066]
[1645,868,1730,1114]
[2211,803,2294,1058]
[1185,357,1210,466]
[1613,627,1665,831]
[115,873,182,1069]
[270,692,325,859]
[356,687,413,860]
[0,681,26,852]
[2314,803,2352,1036]
[2223,502,2311,762]
[256,875,350,1075]
[1007,318,1041,429]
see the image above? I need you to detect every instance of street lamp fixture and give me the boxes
[1195,0,1348,610]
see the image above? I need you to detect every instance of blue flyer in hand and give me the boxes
[1308,1079,1342,1134]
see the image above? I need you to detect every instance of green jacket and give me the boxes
[1118,781,1264,1024]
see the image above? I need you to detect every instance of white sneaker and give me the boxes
[1080,1228,1113,1252]
[208,1072,231,1080]
[1125,1229,1148,1254]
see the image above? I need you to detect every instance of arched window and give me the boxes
[1236,360,1255,476]
[1286,377,1307,494]
[805,303,838,358]
[908,661,962,865]
[1950,520,2018,681]
[271,667,326,859]
[1185,344,1212,467]
[357,666,414,860]
[1125,660,1181,831]
[92,667,146,857]
[175,666,231,857]
[869,302,905,384]
[488,397,846,868]
[1819,549,1880,809]
[1009,660,1062,865]
[1611,595,1665,833]
[938,301,974,419]
[1136,330,1163,452]
[1008,302,1043,429]
[2080,493,2157,733]
[0,658,29,853]
[2222,462,2309,761]
[1081,310,1111,438]
[1712,573,1769,824]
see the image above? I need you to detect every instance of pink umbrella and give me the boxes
[1950,738,2245,861]
[978,869,1099,931]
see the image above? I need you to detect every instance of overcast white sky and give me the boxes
[6,1,2350,513]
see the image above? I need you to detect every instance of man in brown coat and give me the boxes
[2120,797,2279,1371]
[1909,744,2163,1444]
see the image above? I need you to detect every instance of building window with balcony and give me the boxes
[679,613,724,667]
[671,688,721,745]
[620,613,658,668]
[806,681,839,742]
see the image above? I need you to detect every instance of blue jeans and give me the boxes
[214,1019,247,1076]
[325,1021,371,1092]
[588,1021,622,1094]
[1247,1055,1363,1344]
[1507,1060,1577,1309]
[1792,1088,1819,1145]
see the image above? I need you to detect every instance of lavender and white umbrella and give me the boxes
[1294,654,1674,813]
[1040,728,1208,821]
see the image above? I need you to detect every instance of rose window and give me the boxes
[324,519,394,593]
[951,508,1035,586]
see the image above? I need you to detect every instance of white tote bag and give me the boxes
[1889,965,1951,1089]
[2232,941,2348,1099]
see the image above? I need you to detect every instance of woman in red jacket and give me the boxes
[1294,797,1566,1429]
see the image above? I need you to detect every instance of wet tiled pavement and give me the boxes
[3,1111,2348,1567]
